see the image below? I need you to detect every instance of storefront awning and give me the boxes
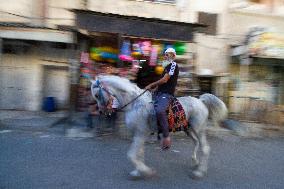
[74,10,205,42]
[0,23,74,43]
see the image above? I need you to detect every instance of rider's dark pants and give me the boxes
[154,93,172,138]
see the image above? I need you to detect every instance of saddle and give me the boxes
[166,98,189,133]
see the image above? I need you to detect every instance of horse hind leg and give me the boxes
[192,131,210,179]
[189,129,200,168]
[127,135,155,179]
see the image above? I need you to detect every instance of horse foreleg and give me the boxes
[127,135,155,178]
[192,131,210,178]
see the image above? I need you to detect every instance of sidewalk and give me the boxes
[207,120,284,138]
[0,110,283,138]
[0,110,68,131]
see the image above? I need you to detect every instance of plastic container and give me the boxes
[43,97,56,112]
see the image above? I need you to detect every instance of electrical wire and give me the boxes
[0,10,75,20]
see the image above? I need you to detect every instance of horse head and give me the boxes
[90,78,113,113]
[90,75,145,112]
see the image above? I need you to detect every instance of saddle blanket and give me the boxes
[167,98,189,133]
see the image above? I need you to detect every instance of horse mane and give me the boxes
[95,75,148,109]
[97,75,142,95]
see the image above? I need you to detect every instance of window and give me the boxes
[143,0,176,3]
[2,40,30,54]
[249,0,262,3]
[198,12,218,35]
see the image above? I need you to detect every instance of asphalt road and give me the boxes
[0,129,284,189]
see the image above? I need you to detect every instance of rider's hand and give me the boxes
[145,84,153,91]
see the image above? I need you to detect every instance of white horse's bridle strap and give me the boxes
[93,80,114,108]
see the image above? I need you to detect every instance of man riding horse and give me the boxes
[145,48,179,150]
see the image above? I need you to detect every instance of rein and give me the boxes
[93,80,148,111]
[117,89,149,111]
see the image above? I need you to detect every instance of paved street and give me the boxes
[1,128,284,189]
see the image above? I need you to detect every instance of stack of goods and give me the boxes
[174,46,196,97]
[176,64,194,97]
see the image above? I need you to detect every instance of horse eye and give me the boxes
[95,94,99,98]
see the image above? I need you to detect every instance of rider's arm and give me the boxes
[145,73,170,90]
[145,62,176,90]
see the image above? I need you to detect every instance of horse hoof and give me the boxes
[128,169,157,180]
[191,170,205,179]
[129,170,143,180]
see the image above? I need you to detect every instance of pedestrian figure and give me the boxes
[85,88,99,129]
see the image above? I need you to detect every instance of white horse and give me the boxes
[91,75,228,179]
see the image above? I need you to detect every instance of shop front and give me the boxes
[73,10,203,111]
[230,28,284,125]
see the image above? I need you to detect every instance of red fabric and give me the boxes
[167,98,189,132]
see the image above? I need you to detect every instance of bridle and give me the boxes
[92,80,113,108]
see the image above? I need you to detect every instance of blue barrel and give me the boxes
[43,97,56,112]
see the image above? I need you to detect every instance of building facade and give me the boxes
[2,0,283,126]
[226,0,284,124]
[0,0,77,110]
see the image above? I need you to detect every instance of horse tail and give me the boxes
[199,93,228,123]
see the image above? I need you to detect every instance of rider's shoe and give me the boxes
[161,136,171,150]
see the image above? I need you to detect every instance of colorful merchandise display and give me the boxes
[140,41,152,56]
[131,43,143,57]
[154,65,164,75]
[90,47,119,63]
[88,39,188,82]
[174,42,187,55]
[149,45,158,66]
[76,34,194,112]
[119,40,133,62]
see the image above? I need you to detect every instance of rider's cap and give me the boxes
[165,48,176,55]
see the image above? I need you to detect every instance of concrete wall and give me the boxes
[228,11,284,36]
[0,0,32,23]
[0,0,82,28]
[87,0,193,22]
[47,0,83,27]
[190,0,230,74]
[42,66,69,109]
[194,33,229,74]
[0,0,50,25]
[0,52,41,110]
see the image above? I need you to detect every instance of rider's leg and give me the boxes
[154,93,171,148]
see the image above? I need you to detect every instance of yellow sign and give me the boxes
[249,32,284,59]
